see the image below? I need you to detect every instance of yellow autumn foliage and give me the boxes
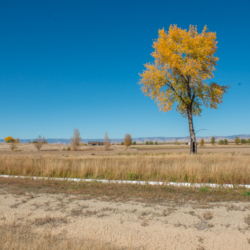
[139,25,229,116]
[4,136,14,143]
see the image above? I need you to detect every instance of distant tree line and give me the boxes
[145,141,158,145]
[209,136,250,145]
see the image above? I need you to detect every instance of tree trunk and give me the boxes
[187,106,197,155]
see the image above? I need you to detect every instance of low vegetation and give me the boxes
[123,133,132,148]
[33,136,47,151]
[0,222,118,250]
[104,132,111,151]
[1,153,250,184]
[70,129,81,151]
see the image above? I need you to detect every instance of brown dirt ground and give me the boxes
[1,179,250,249]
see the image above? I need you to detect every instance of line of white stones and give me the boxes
[1,175,250,189]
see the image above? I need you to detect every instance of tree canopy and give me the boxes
[139,25,229,117]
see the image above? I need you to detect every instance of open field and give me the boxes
[1,143,250,155]
[0,143,250,184]
[1,178,250,249]
[1,143,250,249]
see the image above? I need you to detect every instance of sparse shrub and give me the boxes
[66,147,71,151]
[132,141,136,145]
[5,137,19,151]
[33,136,46,151]
[104,132,111,151]
[14,138,19,143]
[70,128,81,151]
[241,139,247,144]
[211,137,215,145]
[235,136,240,145]
[121,141,124,145]
[219,140,225,145]
[224,139,228,145]
[4,136,14,143]
[62,148,65,151]
[200,138,204,146]
[9,142,18,151]
[124,134,132,148]
[155,141,158,145]
[149,141,153,145]
[42,139,48,144]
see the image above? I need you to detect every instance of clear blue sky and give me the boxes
[0,0,249,140]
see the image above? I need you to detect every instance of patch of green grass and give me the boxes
[241,191,250,196]
[199,187,209,192]
[127,172,142,180]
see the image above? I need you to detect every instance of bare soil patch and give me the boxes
[1,179,250,249]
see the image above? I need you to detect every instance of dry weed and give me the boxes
[140,220,148,226]
[196,246,205,250]
[203,211,213,220]
[33,215,67,226]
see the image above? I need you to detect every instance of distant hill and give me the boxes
[0,134,249,144]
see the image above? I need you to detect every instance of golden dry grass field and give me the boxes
[1,143,250,249]
[0,143,250,184]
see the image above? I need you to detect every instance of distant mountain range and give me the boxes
[1,135,249,144]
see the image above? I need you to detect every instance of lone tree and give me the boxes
[104,132,111,151]
[70,129,81,151]
[211,137,215,145]
[234,136,240,145]
[124,134,132,148]
[139,25,229,154]
[200,138,205,146]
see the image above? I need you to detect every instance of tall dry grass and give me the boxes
[0,153,250,184]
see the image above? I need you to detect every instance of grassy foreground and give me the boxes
[1,153,250,184]
[1,177,250,203]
